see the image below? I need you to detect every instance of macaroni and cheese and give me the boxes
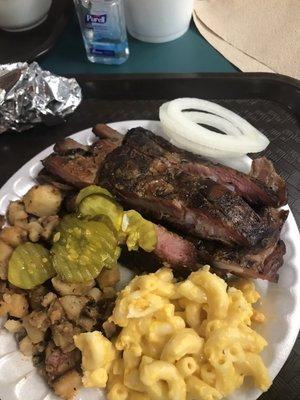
[75,266,271,400]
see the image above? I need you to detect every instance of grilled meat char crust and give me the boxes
[100,144,273,247]
[193,209,288,282]
[250,157,287,207]
[195,239,286,283]
[123,128,287,207]
[42,139,119,188]
[41,125,288,282]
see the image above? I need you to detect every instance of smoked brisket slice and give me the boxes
[99,144,273,247]
[123,127,287,207]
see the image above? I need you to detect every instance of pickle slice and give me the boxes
[122,210,157,252]
[78,194,123,230]
[76,185,113,206]
[8,243,55,289]
[51,215,120,282]
[76,186,157,254]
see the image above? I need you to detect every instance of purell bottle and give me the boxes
[74,0,129,64]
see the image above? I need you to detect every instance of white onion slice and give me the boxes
[160,105,244,158]
[167,98,269,151]
[187,111,243,137]
[159,98,269,159]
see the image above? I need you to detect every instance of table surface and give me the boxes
[40,11,237,75]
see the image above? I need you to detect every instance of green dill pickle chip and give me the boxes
[8,243,55,289]
[122,210,157,252]
[76,185,113,206]
[78,194,123,230]
[51,215,120,282]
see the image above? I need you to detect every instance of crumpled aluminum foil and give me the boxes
[0,62,82,133]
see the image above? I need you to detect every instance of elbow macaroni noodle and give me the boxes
[75,266,271,399]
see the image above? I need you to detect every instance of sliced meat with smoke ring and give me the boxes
[123,127,287,207]
[119,220,286,282]
[99,144,273,247]
[154,225,199,270]
[40,124,288,282]
[120,224,200,277]
[41,125,287,208]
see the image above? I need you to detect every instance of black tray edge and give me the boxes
[74,72,300,86]
[73,72,300,116]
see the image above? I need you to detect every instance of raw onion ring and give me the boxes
[159,98,269,159]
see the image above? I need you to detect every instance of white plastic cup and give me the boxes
[124,0,194,43]
[0,0,52,32]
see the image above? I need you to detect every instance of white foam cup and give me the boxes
[124,0,194,43]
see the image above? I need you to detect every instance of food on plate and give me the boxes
[0,181,161,398]
[39,123,287,282]
[74,331,116,388]
[42,125,287,207]
[121,127,286,207]
[122,210,157,252]
[100,141,274,248]
[40,124,287,207]
[76,182,115,204]
[76,267,271,400]
[42,128,120,188]
[51,215,121,282]
[193,206,288,282]
[23,184,63,217]
[159,98,270,159]
[0,239,13,279]
[1,263,120,398]
[8,242,54,289]
[97,128,287,281]
[4,185,158,288]
[6,197,60,242]
[0,100,289,400]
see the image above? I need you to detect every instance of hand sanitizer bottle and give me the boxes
[74,0,129,65]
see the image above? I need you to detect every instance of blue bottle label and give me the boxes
[90,48,115,57]
[90,40,128,57]
[85,13,107,24]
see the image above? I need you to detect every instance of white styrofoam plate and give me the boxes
[0,120,299,400]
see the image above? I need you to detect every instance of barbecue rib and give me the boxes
[99,144,273,247]
[122,128,287,207]
[120,210,288,282]
[195,239,285,282]
[40,124,288,281]
[42,138,119,188]
[42,126,287,208]
[120,237,286,282]
[59,190,286,282]
[148,225,199,274]
[192,208,288,282]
